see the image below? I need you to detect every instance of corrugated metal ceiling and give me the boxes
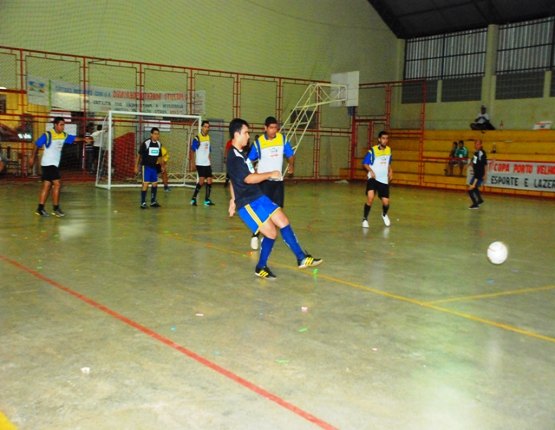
[368,0,555,38]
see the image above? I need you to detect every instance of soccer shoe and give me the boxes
[204,199,215,206]
[164,187,171,192]
[52,208,65,217]
[190,198,197,206]
[250,235,259,250]
[298,254,323,269]
[140,202,147,209]
[255,266,276,279]
[469,204,479,209]
[477,199,484,206]
[35,208,50,217]
[382,214,391,227]
[150,201,161,208]
[362,219,369,228]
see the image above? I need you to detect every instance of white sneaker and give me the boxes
[382,214,391,227]
[250,235,259,250]
[362,219,369,228]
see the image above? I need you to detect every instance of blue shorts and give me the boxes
[142,165,158,183]
[238,195,280,234]
[469,176,483,187]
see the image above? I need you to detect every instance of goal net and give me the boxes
[95,111,201,189]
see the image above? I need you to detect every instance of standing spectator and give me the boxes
[468,139,487,209]
[134,127,165,209]
[470,105,495,130]
[190,120,214,206]
[227,118,321,279]
[90,124,105,175]
[247,117,295,250]
[29,117,92,217]
[362,131,393,228]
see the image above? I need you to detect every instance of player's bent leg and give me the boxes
[366,191,376,205]
[258,221,278,240]
[51,180,61,206]
[39,181,52,204]
[269,208,289,229]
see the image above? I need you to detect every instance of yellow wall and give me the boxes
[0,0,398,83]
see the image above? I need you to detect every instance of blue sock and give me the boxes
[257,237,275,269]
[280,225,305,261]
[141,190,147,203]
[151,187,157,203]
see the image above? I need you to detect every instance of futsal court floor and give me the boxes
[1,180,554,430]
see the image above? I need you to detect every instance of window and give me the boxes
[404,29,487,102]
[401,80,437,104]
[496,17,554,99]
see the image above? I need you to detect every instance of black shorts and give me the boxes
[41,165,61,182]
[156,164,162,173]
[196,165,212,178]
[259,180,285,207]
[365,178,389,199]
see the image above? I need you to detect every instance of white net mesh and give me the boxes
[95,111,201,189]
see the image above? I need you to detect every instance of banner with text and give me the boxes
[27,76,206,115]
[486,160,555,192]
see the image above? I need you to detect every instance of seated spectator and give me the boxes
[445,141,458,176]
[0,151,5,176]
[470,105,495,130]
[454,140,468,176]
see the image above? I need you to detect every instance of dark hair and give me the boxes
[378,130,389,138]
[53,116,65,125]
[201,120,210,127]
[150,127,159,134]
[264,116,278,127]
[229,118,249,139]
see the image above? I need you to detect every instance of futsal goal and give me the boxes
[95,111,201,189]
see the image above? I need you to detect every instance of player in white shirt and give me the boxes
[29,117,92,217]
[190,120,215,206]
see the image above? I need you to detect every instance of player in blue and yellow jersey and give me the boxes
[135,127,165,209]
[227,118,321,279]
[362,131,393,228]
[247,116,295,250]
[190,120,215,206]
[29,117,92,217]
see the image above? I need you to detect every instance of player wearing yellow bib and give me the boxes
[362,131,393,228]
[190,120,215,206]
[29,117,92,217]
[247,116,295,250]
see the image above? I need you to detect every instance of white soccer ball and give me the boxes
[487,241,508,265]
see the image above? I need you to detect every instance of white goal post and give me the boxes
[95,110,201,190]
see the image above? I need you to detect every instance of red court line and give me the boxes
[1,255,338,430]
